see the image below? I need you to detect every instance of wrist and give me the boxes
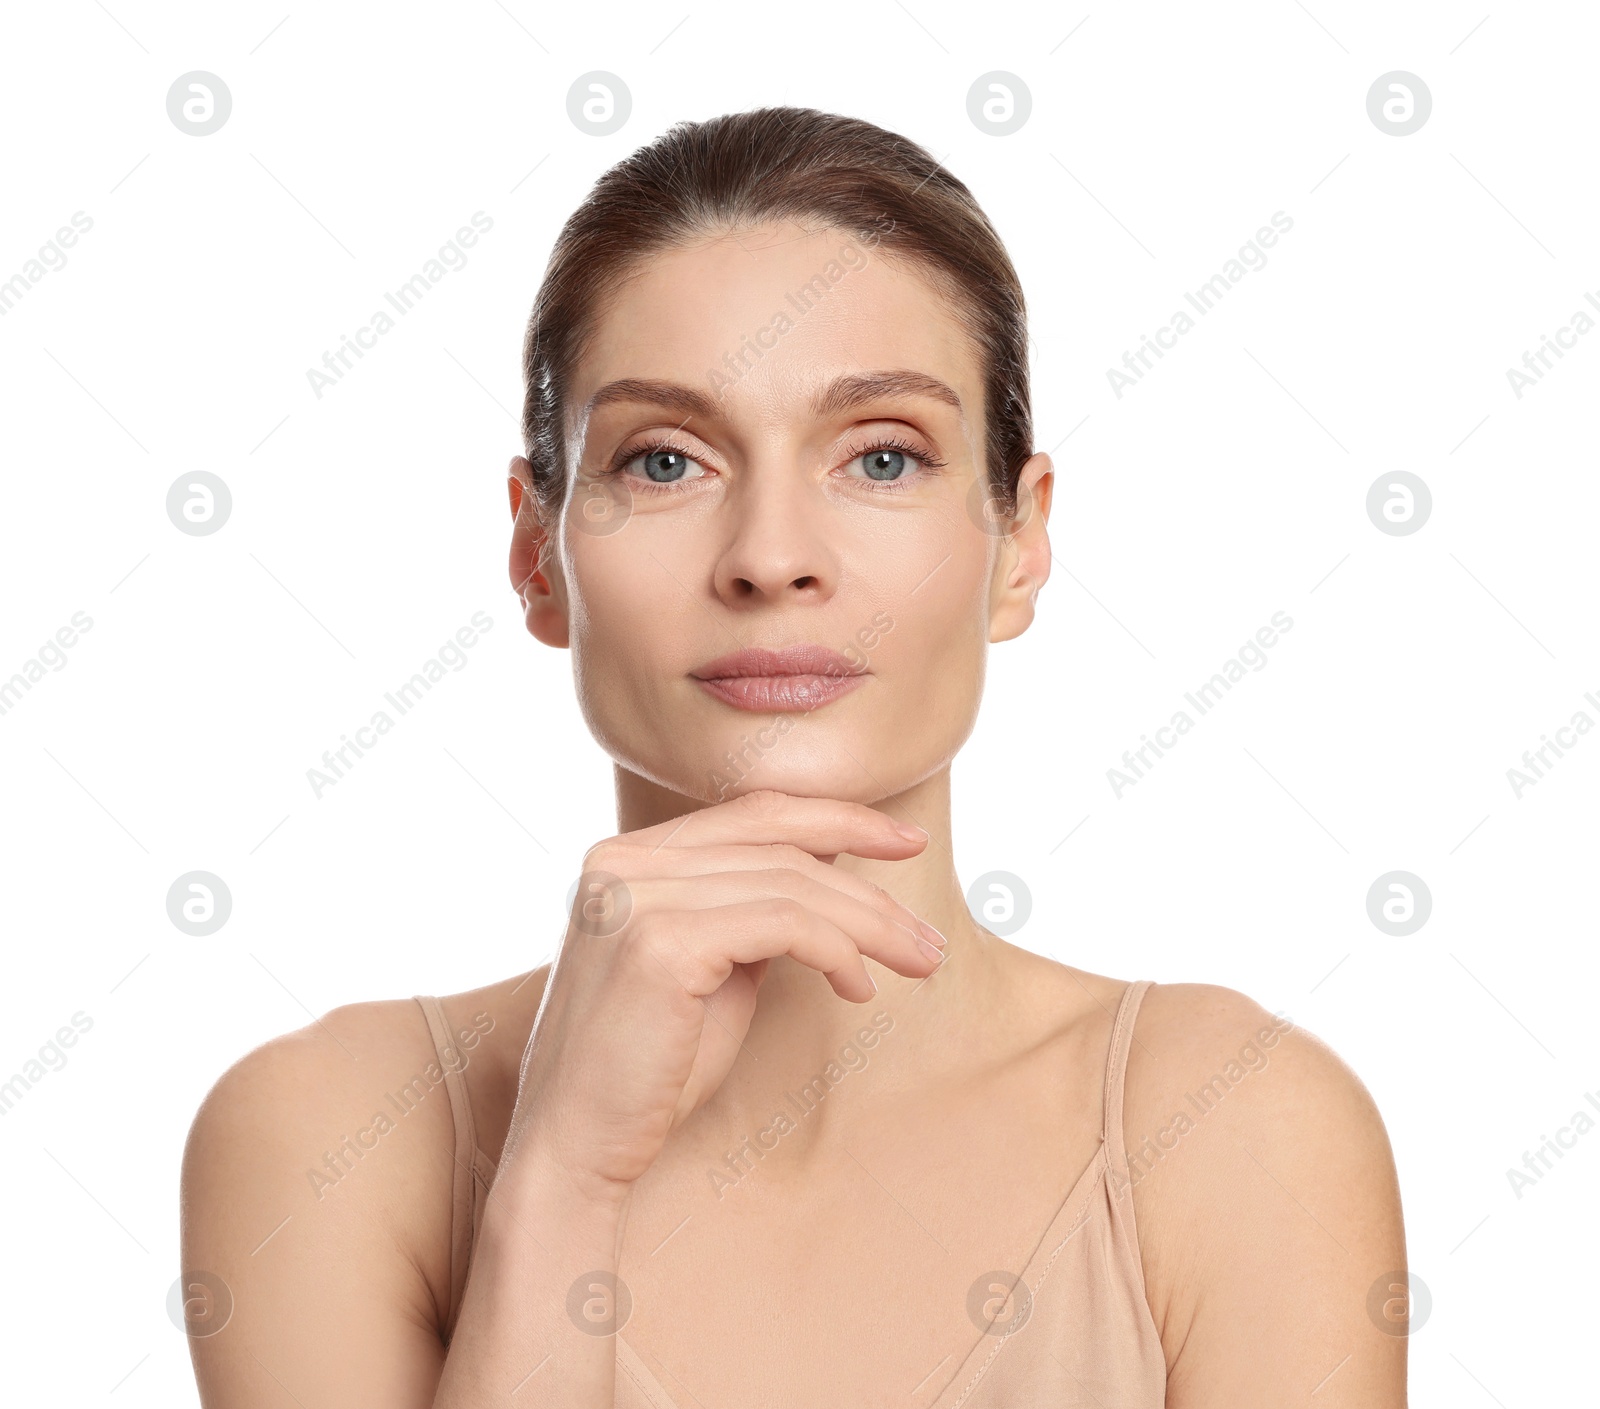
[492,1143,635,1222]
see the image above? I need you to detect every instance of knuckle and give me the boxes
[738,788,790,821]
[766,842,812,870]
[766,896,807,935]
[625,915,674,971]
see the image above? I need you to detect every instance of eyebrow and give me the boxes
[583,369,966,425]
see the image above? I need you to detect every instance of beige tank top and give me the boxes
[413,979,1166,1406]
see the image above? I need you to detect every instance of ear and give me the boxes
[507,456,569,648]
[988,452,1053,645]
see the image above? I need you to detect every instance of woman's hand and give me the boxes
[500,789,945,1200]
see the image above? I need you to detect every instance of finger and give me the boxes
[586,841,941,948]
[634,870,943,976]
[627,790,929,861]
[639,901,878,1003]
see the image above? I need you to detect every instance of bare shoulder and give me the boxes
[184,994,455,1189]
[179,995,474,1403]
[180,994,460,1257]
[1122,982,1408,1406]
[1122,982,1394,1185]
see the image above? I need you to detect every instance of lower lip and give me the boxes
[694,673,867,712]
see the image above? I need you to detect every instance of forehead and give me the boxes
[570,222,982,431]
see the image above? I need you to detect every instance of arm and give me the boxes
[429,1151,629,1404]
[1124,983,1408,1407]
[179,1002,451,1407]
[180,999,629,1408]
[180,792,943,1405]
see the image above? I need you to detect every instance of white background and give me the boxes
[1,1,1595,1403]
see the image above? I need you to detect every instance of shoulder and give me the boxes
[1122,981,1392,1170]
[178,972,551,1398]
[180,996,458,1346]
[1121,983,1407,1401]
[183,995,452,1190]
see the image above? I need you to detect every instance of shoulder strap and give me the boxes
[617,1336,687,1407]
[1102,979,1153,1160]
[413,994,479,1340]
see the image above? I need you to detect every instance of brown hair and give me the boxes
[520,105,1032,529]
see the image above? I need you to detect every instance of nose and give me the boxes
[710,458,839,606]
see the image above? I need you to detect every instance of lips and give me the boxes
[690,644,868,713]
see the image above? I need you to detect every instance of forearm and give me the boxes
[431,1152,631,1407]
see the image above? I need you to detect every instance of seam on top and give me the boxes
[1104,980,1154,1303]
[946,1147,1110,1409]
[947,978,1150,1409]
[616,1336,685,1408]
[413,994,478,1342]
[1101,978,1144,1145]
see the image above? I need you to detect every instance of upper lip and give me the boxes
[690,645,864,679]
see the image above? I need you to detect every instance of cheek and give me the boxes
[562,533,670,674]
[865,527,993,696]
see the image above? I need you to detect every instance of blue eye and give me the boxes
[643,449,690,482]
[844,437,945,486]
[611,442,709,487]
[859,449,908,481]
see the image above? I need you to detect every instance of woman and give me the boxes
[181,107,1407,1406]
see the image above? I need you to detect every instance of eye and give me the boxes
[613,441,711,486]
[842,437,946,486]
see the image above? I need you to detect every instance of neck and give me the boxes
[612,765,1006,1149]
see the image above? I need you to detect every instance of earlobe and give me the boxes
[506,457,570,647]
[987,453,1054,645]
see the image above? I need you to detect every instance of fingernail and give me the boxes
[916,936,944,963]
[895,821,929,841]
[919,921,948,948]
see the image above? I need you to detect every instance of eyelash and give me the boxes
[605,434,948,493]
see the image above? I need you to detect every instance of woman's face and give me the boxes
[510,221,1052,805]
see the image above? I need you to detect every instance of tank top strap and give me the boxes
[1101,979,1154,1175]
[413,994,483,1341]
